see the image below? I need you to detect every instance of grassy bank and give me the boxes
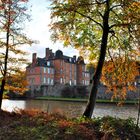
[0,110,139,140]
[36,96,138,104]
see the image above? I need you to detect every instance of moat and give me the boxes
[2,99,138,119]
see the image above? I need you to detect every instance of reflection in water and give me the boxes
[2,100,26,112]
[2,99,138,119]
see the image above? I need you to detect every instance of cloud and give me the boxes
[23,0,79,61]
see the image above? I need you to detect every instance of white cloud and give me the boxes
[24,0,79,61]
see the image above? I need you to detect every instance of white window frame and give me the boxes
[69,80,72,85]
[48,68,50,74]
[43,77,46,84]
[60,78,63,84]
[74,80,76,85]
[44,67,47,73]
[47,61,50,66]
[47,78,50,84]
[82,80,85,85]
[51,79,54,85]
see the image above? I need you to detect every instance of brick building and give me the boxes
[26,48,90,91]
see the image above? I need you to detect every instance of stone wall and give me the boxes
[96,85,139,100]
[26,84,139,100]
[26,84,88,98]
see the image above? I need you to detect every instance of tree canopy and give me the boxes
[0,0,33,109]
[50,0,140,60]
[50,0,140,117]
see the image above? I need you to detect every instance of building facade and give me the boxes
[26,48,90,91]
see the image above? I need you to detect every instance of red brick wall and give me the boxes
[26,67,42,86]
[52,59,78,85]
[26,66,54,86]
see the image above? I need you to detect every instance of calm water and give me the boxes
[2,99,138,119]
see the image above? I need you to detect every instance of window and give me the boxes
[85,80,89,85]
[60,78,63,84]
[60,60,63,66]
[48,68,50,74]
[82,72,85,77]
[74,80,76,85]
[47,78,50,84]
[69,80,72,85]
[82,65,85,71]
[31,78,35,84]
[60,69,63,74]
[51,68,54,74]
[51,79,54,85]
[85,73,89,77]
[69,58,72,62]
[47,61,50,66]
[43,77,46,84]
[82,80,85,85]
[44,67,47,73]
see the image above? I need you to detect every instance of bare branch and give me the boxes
[98,11,104,18]
[0,65,4,76]
[109,23,129,29]
[75,10,103,29]
[107,48,116,69]
[95,0,106,4]
[110,4,123,11]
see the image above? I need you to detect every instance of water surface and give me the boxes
[2,99,138,119]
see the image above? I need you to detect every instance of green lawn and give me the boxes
[35,96,138,104]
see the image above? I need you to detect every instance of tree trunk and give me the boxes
[83,1,110,118]
[0,79,6,110]
[0,4,10,110]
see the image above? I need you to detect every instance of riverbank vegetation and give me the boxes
[0,109,139,140]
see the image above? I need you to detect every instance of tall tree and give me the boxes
[50,0,140,118]
[4,70,28,94]
[0,0,33,109]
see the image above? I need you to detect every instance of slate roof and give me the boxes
[27,49,85,68]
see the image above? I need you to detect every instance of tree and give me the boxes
[50,0,140,118]
[0,0,33,110]
[101,57,139,101]
[5,70,28,94]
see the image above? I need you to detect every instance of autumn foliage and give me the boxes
[101,58,139,101]
[0,0,33,108]
[5,71,28,94]
[0,110,139,140]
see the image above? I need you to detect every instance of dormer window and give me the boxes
[47,61,50,66]
[69,58,72,62]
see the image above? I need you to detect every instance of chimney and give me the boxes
[49,49,54,58]
[32,53,37,64]
[49,49,52,55]
[46,48,50,59]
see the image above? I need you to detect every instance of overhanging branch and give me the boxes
[109,23,129,29]
[110,4,123,11]
[75,10,103,29]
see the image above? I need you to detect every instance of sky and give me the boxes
[24,0,79,61]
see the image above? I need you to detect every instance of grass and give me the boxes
[0,109,139,140]
[36,96,87,102]
[36,96,138,104]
